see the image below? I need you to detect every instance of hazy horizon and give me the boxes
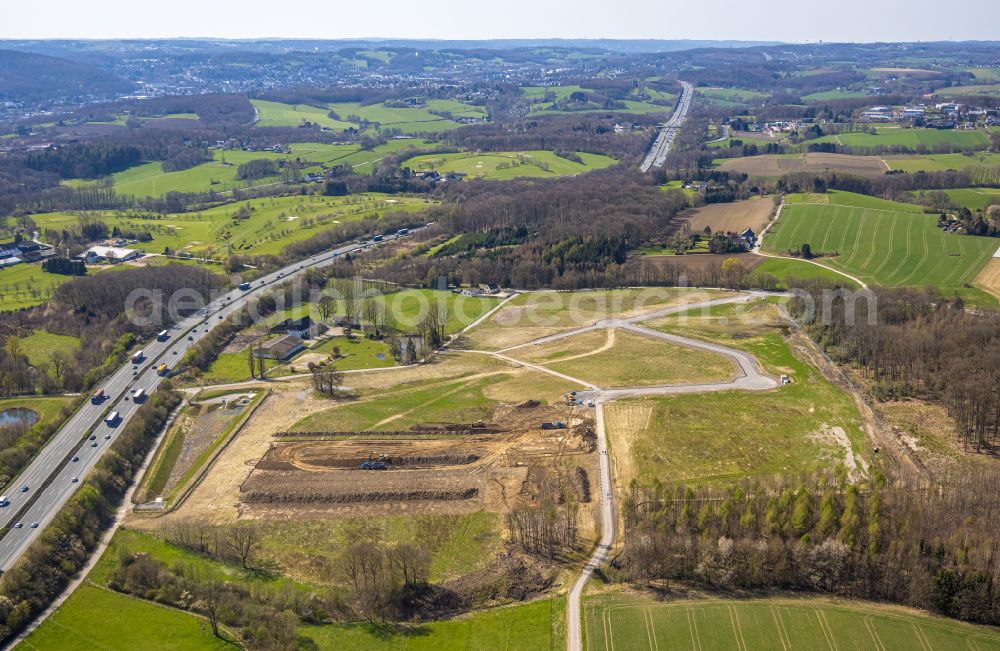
[2,0,996,43]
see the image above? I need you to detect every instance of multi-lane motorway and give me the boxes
[0,227,421,570]
[639,80,693,172]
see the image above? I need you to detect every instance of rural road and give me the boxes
[640,81,693,173]
[545,292,781,651]
[0,226,428,572]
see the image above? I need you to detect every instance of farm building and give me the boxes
[270,316,326,339]
[78,245,141,263]
[252,335,305,360]
[0,240,45,265]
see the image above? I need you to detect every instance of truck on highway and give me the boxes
[157,363,169,376]
[239,282,251,291]
[91,389,105,404]
[132,388,146,402]
[131,350,144,364]
[156,329,169,342]
[105,411,120,426]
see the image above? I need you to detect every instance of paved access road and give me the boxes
[0,228,423,570]
[505,292,783,651]
[639,81,694,173]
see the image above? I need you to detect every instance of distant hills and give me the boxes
[0,49,133,102]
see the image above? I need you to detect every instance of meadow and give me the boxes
[610,302,864,486]
[301,597,563,650]
[934,83,1000,96]
[0,264,70,311]
[32,193,432,259]
[696,87,768,103]
[403,150,617,179]
[583,593,1000,651]
[251,99,355,130]
[18,330,81,367]
[522,84,674,116]
[908,187,1000,210]
[329,99,486,133]
[21,584,235,650]
[511,328,736,387]
[806,127,990,150]
[886,151,1000,172]
[763,191,998,301]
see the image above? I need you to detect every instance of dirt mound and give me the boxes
[243,487,478,504]
[442,553,555,606]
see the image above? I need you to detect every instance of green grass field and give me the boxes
[33,193,432,259]
[886,152,1000,172]
[763,191,998,300]
[583,594,1000,651]
[613,301,865,486]
[301,597,564,650]
[291,373,506,432]
[802,89,870,101]
[934,83,1000,96]
[522,84,673,116]
[329,100,485,133]
[697,87,768,103]
[18,330,80,367]
[908,187,1000,210]
[511,328,735,388]
[251,99,355,130]
[754,256,862,288]
[806,127,990,150]
[0,264,71,311]
[21,584,234,650]
[404,150,617,179]
[302,336,396,370]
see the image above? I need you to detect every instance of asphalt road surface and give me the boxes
[639,81,693,173]
[0,227,424,571]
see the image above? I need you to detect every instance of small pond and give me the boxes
[0,408,39,429]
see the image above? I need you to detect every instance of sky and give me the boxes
[0,0,995,42]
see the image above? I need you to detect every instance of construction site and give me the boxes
[238,400,598,520]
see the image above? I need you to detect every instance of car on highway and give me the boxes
[91,442,98,447]
[188,335,193,340]
[72,456,79,462]
[13,523,21,529]
[104,434,111,440]
[30,523,38,528]
[71,477,78,483]
[20,486,28,493]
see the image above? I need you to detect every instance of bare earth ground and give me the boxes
[685,196,776,235]
[974,256,1000,301]
[717,152,889,177]
[627,252,763,276]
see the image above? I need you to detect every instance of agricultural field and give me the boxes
[885,152,1000,172]
[251,99,355,130]
[802,88,869,101]
[21,584,234,651]
[403,150,617,180]
[0,263,71,311]
[583,593,1000,651]
[329,99,486,133]
[934,83,1000,97]
[763,191,999,302]
[907,187,1000,210]
[805,126,991,150]
[754,256,863,288]
[684,196,775,235]
[716,152,889,177]
[509,328,736,388]
[32,193,432,259]
[522,84,674,116]
[696,87,768,103]
[457,288,734,351]
[607,300,866,487]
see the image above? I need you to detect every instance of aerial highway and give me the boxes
[0,227,422,570]
[639,80,694,172]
